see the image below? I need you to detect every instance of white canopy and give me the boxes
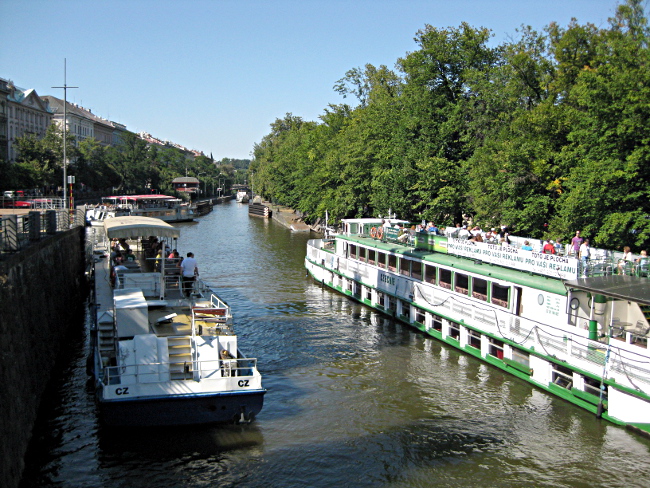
[104,216,180,239]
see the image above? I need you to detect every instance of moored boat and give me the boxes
[236,190,250,203]
[305,218,650,436]
[101,195,194,223]
[89,215,265,426]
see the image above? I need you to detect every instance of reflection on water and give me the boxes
[20,203,650,488]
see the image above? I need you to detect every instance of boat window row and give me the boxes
[348,244,510,309]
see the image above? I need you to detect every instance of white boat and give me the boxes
[85,204,128,226]
[102,195,194,223]
[305,218,650,437]
[236,191,250,203]
[89,216,265,426]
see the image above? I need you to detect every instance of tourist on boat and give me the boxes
[543,240,556,254]
[397,227,410,243]
[571,231,583,256]
[521,240,533,251]
[180,252,199,297]
[458,225,470,240]
[484,228,497,243]
[618,246,634,274]
[125,249,136,262]
[635,250,648,275]
[579,238,591,276]
[554,238,564,254]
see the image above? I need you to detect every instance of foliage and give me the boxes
[249,0,650,251]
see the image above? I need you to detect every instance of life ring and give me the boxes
[370,227,377,238]
[376,226,384,239]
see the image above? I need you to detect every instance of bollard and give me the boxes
[29,211,41,241]
[46,210,58,234]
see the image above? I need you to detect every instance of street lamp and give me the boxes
[218,178,224,199]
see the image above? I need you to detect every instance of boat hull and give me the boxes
[98,389,265,427]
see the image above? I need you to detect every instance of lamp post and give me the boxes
[218,178,224,199]
[52,59,78,211]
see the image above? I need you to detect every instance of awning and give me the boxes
[564,275,650,305]
[104,216,180,239]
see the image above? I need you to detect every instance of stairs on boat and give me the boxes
[97,313,116,362]
[167,336,194,380]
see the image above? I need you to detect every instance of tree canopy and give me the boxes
[250,0,650,250]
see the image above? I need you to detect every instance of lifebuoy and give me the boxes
[370,227,377,238]
[376,226,384,239]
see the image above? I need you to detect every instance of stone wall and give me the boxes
[0,226,86,488]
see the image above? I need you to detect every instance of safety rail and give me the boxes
[101,357,258,385]
[0,208,85,256]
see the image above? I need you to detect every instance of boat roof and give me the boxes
[340,235,568,295]
[104,216,180,239]
[564,276,650,305]
[103,194,177,201]
[342,218,410,225]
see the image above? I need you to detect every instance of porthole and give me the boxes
[538,294,545,305]
[570,297,580,310]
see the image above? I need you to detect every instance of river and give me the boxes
[20,202,650,487]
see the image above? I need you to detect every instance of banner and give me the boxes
[447,238,579,280]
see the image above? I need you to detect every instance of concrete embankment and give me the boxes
[0,227,87,488]
[266,204,314,233]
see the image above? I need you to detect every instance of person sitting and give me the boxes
[397,227,410,243]
[635,250,648,276]
[125,249,136,262]
[618,246,634,274]
[543,239,556,254]
[521,240,533,251]
[554,238,564,255]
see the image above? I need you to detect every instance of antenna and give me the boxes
[52,58,78,211]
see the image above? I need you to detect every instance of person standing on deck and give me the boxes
[180,252,199,297]
[571,231,583,256]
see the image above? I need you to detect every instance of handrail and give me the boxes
[101,357,258,385]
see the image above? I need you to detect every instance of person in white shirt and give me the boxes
[180,252,199,297]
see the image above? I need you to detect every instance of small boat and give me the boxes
[236,191,250,203]
[85,205,128,226]
[305,218,650,435]
[101,195,194,223]
[89,216,265,426]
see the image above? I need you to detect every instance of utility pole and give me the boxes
[52,59,78,211]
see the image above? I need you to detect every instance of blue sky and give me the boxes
[1,0,621,160]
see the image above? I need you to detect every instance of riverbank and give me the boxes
[261,202,318,233]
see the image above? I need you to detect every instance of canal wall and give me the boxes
[0,226,87,488]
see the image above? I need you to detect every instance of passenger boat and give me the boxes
[305,218,650,436]
[236,190,250,203]
[101,195,194,223]
[85,204,129,226]
[89,216,265,426]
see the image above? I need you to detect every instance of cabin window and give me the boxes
[472,278,488,301]
[424,264,436,284]
[411,261,422,280]
[400,301,410,319]
[552,364,573,389]
[583,376,604,398]
[388,297,397,313]
[511,348,529,369]
[488,338,504,359]
[388,255,397,272]
[439,268,452,289]
[378,292,385,308]
[468,329,481,349]
[415,308,426,325]
[400,258,410,276]
[349,244,357,260]
[491,283,509,308]
[367,249,376,266]
[359,247,367,263]
[455,273,469,295]
[448,321,460,340]
[377,252,386,269]
[349,223,359,235]
[432,315,442,332]
[365,287,372,301]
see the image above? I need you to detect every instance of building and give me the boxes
[0,79,9,162]
[172,177,200,195]
[2,78,53,162]
[41,95,117,148]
